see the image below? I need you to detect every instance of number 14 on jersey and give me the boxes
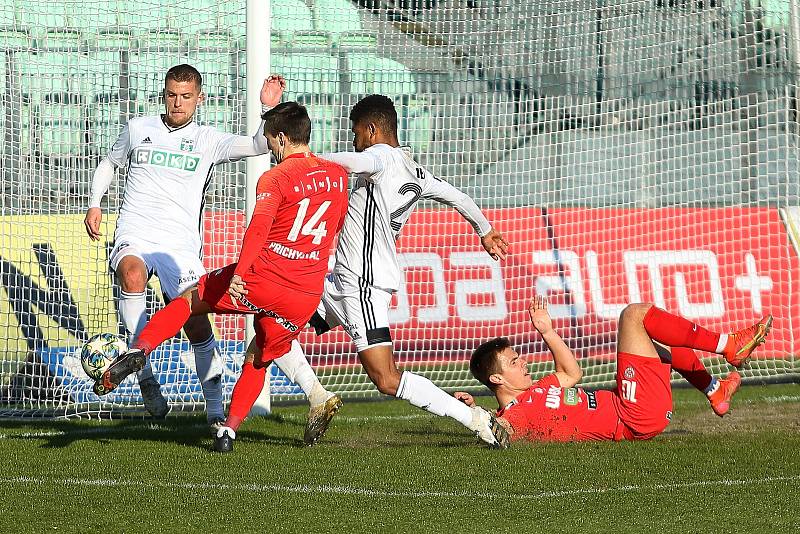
[287,198,330,245]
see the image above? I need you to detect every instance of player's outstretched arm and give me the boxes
[423,178,509,260]
[216,75,286,162]
[84,157,117,241]
[530,296,582,387]
[320,151,383,174]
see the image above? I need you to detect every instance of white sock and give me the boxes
[193,335,224,421]
[273,340,327,405]
[396,371,473,427]
[119,290,154,381]
[716,334,729,354]
[705,377,720,396]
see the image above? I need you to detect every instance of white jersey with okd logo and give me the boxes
[108,115,255,255]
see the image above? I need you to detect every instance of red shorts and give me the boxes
[613,352,673,440]
[197,263,321,364]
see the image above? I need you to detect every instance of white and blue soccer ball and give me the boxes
[80,333,127,380]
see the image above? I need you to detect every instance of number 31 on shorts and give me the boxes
[621,379,638,403]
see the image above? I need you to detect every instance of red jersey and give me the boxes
[499,374,624,442]
[234,153,348,295]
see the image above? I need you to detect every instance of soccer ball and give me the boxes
[80,333,127,380]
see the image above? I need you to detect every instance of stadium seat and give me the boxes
[137,29,182,51]
[40,28,84,50]
[345,52,418,96]
[272,52,341,153]
[72,51,122,103]
[218,3,245,38]
[0,8,15,27]
[312,0,364,34]
[270,32,286,48]
[15,2,68,32]
[184,48,234,98]
[337,30,378,49]
[129,32,184,100]
[12,51,72,103]
[89,28,136,50]
[116,0,175,33]
[273,51,340,100]
[186,29,233,50]
[175,4,223,34]
[90,97,123,153]
[402,98,433,153]
[39,93,85,157]
[292,31,333,48]
[67,5,118,30]
[0,26,30,51]
[760,0,790,30]
[19,103,32,156]
[344,52,431,152]
[271,0,315,40]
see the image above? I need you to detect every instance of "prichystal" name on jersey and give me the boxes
[133,148,201,171]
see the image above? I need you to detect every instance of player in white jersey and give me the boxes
[274,94,512,448]
[84,65,338,431]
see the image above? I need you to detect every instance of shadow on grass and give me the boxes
[0,417,305,450]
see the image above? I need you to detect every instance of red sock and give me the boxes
[133,298,191,355]
[642,306,722,353]
[669,347,713,392]
[225,363,267,432]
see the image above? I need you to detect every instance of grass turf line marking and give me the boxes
[1,474,798,501]
[0,423,205,440]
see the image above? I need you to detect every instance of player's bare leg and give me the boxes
[115,255,168,418]
[249,339,342,445]
[95,287,213,396]
[620,304,757,417]
[359,345,509,449]
[183,314,225,431]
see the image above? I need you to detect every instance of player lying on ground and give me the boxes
[93,102,350,450]
[269,93,512,448]
[456,296,773,442]
[84,65,339,429]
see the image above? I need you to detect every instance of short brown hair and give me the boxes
[350,94,397,135]
[470,337,511,391]
[263,102,311,144]
[165,64,202,89]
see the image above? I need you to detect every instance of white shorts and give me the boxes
[109,235,205,300]
[310,269,394,352]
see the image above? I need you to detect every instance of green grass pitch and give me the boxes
[1,384,798,533]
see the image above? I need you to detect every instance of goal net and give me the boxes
[0,0,798,417]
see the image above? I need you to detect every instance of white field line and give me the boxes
[763,395,800,403]
[0,474,798,501]
[0,423,203,440]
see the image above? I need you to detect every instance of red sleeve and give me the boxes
[233,170,284,277]
[233,213,275,277]
[252,169,284,219]
[533,373,560,389]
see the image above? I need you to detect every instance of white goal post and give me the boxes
[0,0,798,418]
